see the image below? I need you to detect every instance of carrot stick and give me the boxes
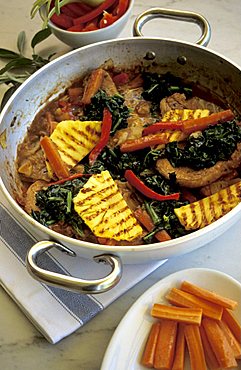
[222,308,241,343]
[172,323,186,370]
[141,322,161,368]
[81,68,105,105]
[184,324,207,370]
[151,304,202,325]
[182,109,235,134]
[180,280,238,310]
[134,207,172,242]
[199,325,220,370]
[40,136,69,179]
[120,132,170,152]
[218,320,241,359]
[166,288,223,321]
[202,318,237,368]
[153,319,178,370]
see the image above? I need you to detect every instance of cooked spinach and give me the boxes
[141,72,192,114]
[143,199,189,243]
[165,120,241,170]
[82,90,130,134]
[32,177,89,236]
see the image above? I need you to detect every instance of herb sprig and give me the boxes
[0,28,53,110]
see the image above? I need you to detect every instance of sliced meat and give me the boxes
[109,125,143,147]
[156,143,241,188]
[123,87,155,127]
[160,93,222,116]
[160,93,187,116]
[24,180,48,214]
[200,178,241,197]
[101,70,118,96]
[115,180,141,211]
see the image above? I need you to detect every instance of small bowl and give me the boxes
[44,0,134,48]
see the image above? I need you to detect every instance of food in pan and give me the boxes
[16,63,241,245]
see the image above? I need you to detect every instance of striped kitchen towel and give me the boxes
[0,189,166,344]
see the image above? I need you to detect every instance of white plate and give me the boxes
[101,268,241,370]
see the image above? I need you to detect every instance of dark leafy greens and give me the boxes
[32,177,89,237]
[143,199,189,243]
[165,120,241,170]
[82,90,130,134]
[141,72,192,115]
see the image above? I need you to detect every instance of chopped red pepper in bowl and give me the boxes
[36,0,133,48]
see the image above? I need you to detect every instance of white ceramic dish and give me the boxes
[42,0,134,48]
[101,268,241,370]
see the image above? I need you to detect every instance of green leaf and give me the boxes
[0,85,21,111]
[31,27,52,49]
[0,49,20,59]
[17,31,26,55]
[0,57,33,75]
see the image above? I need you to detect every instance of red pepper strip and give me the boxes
[112,72,129,85]
[125,170,180,201]
[48,173,91,186]
[67,24,84,32]
[142,121,184,136]
[50,13,73,29]
[120,132,170,152]
[182,109,235,134]
[82,19,99,32]
[60,5,78,18]
[116,0,129,17]
[99,11,117,28]
[73,0,117,25]
[66,2,93,17]
[89,108,112,165]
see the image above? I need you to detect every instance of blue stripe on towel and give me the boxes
[0,203,103,324]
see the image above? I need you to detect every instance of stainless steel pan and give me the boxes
[0,9,241,293]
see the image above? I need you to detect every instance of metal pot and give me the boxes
[0,9,241,293]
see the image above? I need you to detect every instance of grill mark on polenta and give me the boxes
[189,203,199,229]
[84,199,125,221]
[75,182,117,206]
[85,124,101,137]
[199,199,208,226]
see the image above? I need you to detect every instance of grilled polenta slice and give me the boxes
[73,170,143,241]
[174,181,241,230]
[161,109,210,143]
[50,120,102,169]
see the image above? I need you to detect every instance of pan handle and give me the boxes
[133,8,211,47]
[26,241,122,294]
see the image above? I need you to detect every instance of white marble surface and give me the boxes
[0,0,241,369]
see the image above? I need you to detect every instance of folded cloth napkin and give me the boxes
[0,189,166,344]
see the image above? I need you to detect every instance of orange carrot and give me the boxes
[172,323,186,370]
[222,308,241,343]
[180,280,238,310]
[199,324,220,370]
[182,109,235,134]
[40,136,69,179]
[184,324,207,370]
[202,318,237,368]
[154,319,178,370]
[120,132,170,152]
[134,207,172,242]
[151,304,202,325]
[141,322,161,368]
[218,320,241,359]
[166,288,223,321]
[81,68,105,105]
